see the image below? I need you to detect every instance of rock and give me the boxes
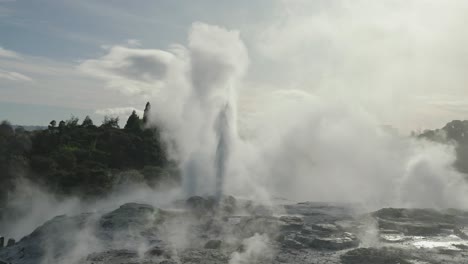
[186,196,216,213]
[86,249,139,263]
[372,208,456,236]
[454,227,468,239]
[220,195,237,214]
[279,215,304,230]
[98,203,161,242]
[312,223,339,233]
[160,261,177,264]
[341,247,412,264]
[309,232,359,250]
[6,239,14,247]
[281,235,306,249]
[204,240,222,249]
[0,237,3,248]
[3,201,468,264]
[235,216,281,238]
[185,195,237,215]
[453,244,468,250]
[99,203,157,230]
[145,246,165,256]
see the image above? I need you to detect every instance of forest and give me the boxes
[0,102,179,207]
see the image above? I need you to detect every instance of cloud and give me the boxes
[95,107,143,117]
[250,0,468,131]
[0,69,32,81]
[0,47,135,112]
[79,46,177,95]
[126,39,141,47]
[0,46,20,59]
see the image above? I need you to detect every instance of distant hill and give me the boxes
[12,125,46,131]
[419,120,468,174]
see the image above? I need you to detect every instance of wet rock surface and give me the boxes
[1,198,468,263]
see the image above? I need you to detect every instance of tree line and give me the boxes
[0,102,179,207]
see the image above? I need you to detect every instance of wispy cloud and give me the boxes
[0,69,32,82]
[95,107,143,117]
[78,45,176,95]
[0,46,135,111]
[0,46,20,59]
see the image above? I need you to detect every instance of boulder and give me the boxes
[309,232,359,250]
[144,246,165,256]
[6,239,14,247]
[186,196,216,213]
[341,247,412,264]
[204,240,222,249]
[279,215,304,231]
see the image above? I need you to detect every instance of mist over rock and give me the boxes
[2,199,468,264]
[419,119,468,175]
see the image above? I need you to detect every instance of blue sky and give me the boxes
[0,0,272,125]
[1,0,468,131]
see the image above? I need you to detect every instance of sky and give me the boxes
[1,0,468,132]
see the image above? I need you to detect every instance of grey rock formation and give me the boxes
[5,240,13,248]
[204,240,222,249]
[1,199,468,264]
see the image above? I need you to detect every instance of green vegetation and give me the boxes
[0,103,179,206]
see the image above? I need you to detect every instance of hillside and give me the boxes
[0,103,179,207]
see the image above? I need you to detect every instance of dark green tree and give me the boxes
[49,120,57,129]
[65,116,79,127]
[101,116,119,129]
[143,102,151,124]
[81,116,94,127]
[0,120,14,138]
[124,110,142,132]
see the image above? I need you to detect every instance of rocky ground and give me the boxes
[1,196,468,264]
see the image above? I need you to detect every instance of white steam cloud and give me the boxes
[252,0,468,131]
[4,3,468,263]
[80,18,468,209]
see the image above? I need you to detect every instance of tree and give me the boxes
[0,120,14,138]
[15,126,25,134]
[58,120,66,130]
[101,116,119,129]
[49,120,57,129]
[65,116,79,127]
[143,102,151,124]
[124,110,142,132]
[82,116,94,127]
